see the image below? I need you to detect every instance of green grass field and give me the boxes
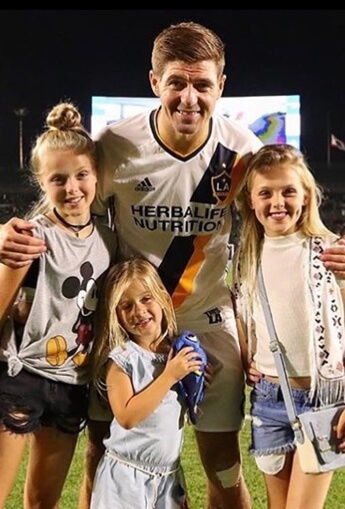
[5,412,345,509]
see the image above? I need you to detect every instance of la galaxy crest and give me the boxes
[211,169,231,205]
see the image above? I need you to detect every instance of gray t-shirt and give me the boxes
[0,214,117,385]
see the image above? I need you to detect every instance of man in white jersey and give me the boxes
[92,22,261,509]
[1,21,345,509]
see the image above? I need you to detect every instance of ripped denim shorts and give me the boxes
[249,377,313,457]
[0,361,88,435]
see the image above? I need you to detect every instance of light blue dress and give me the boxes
[90,340,188,509]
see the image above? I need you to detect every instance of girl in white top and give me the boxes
[231,144,345,509]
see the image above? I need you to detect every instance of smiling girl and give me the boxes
[0,102,116,509]
[90,257,203,509]
[231,144,345,509]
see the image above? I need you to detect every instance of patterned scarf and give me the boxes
[308,236,345,405]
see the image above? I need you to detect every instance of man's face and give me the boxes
[150,60,225,141]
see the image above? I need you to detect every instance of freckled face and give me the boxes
[249,165,308,237]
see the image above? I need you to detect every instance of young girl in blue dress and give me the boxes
[90,257,203,509]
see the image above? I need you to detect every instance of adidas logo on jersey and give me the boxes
[135,178,155,192]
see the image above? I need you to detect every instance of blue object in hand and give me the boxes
[172,331,207,424]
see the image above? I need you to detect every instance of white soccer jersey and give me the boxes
[94,109,262,333]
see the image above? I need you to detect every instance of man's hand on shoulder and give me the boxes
[0,217,46,268]
[320,237,345,279]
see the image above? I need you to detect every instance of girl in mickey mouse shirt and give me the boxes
[0,102,116,509]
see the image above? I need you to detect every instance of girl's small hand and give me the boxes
[165,347,203,382]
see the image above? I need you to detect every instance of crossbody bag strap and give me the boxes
[257,265,304,444]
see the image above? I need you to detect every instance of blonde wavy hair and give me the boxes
[92,257,178,390]
[232,143,333,293]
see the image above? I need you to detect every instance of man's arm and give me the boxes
[0,217,46,268]
[320,238,345,279]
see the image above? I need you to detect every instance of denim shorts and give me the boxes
[249,377,313,457]
[0,362,88,435]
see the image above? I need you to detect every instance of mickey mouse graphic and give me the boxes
[46,261,99,368]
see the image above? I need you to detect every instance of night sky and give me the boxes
[1,10,345,168]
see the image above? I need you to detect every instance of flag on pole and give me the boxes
[331,133,345,151]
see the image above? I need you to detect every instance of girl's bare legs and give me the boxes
[0,427,28,509]
[78,420,108,509]
[24,426,78,509]
[264,451,333,509]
